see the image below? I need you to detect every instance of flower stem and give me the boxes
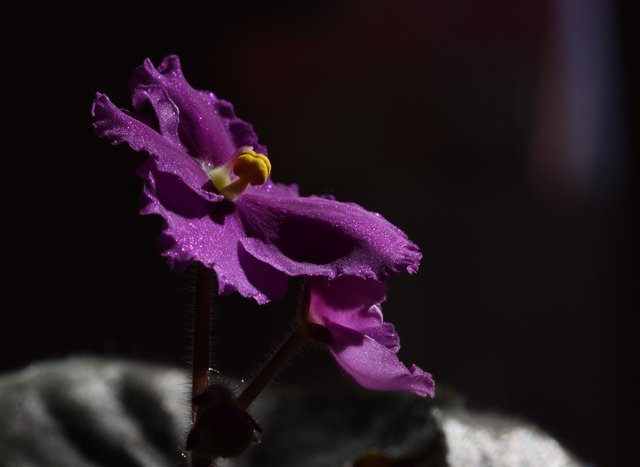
[192,264,212,419]
[237,325,308,408]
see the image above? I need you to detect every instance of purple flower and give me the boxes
[307,276,435,397]
[92,55,421,304]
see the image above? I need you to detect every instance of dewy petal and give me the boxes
[362,317,401,353]
[308,276,435,397]
[236,193,422,282]
[141,170,288,304]
[92,93,219,202]
[327,322,435,397]
[307,276,388,330]
[130,55,265,165]
[247,180,300,199]
[132,85,185,150]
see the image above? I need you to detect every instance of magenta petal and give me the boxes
[308,276,434,397]
[362,320,401,353]
[92,93,218,201]
[237,193,422,282]
[248,180,300,199]
[141,171,288,303]
[130,55,265,165]
[132,85,185,150]
[326,322,435,397]
[308,277,388,329]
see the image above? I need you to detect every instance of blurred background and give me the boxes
[5,0,635,465]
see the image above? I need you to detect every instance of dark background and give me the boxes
[4,1,635,465]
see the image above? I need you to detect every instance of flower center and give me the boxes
[208,147,272,201]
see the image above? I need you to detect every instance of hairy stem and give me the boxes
[237,325,308,408]
[192,264,212,418]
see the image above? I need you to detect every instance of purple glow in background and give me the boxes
[530,0,626,198]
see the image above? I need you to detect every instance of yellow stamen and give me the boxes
[233,150,271,185]
[209,148,272,201]
[208,168,231,193]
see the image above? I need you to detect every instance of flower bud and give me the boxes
[187,384,261,462]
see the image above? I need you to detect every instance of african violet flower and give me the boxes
[307,276,435,397]
[92,55,421,303]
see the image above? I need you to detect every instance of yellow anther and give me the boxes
[233,149,271,185]
[209,148,272,201]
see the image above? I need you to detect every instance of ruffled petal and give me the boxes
[310,277,400,350]
[132,85,185,150]
[130,55,265,165]
[141,170,288,304]
[308,276,434,397]
[326,322,435,397]
[362,318,401,353]
[307,276,387,329]
[236,193,422,282]
[92,93,218,201]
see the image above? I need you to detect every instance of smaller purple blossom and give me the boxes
[307,277,435,397]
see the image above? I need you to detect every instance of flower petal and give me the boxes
[307,276,387,330]
[130,55,265,165]
[141,170,288,303]
[326,322,435,397]
[362,317,401,353]
[308,276,434,397]
[248,181,300,199]
[92,93,218,201]
[132,85,185,150]
[237,192,422,281]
